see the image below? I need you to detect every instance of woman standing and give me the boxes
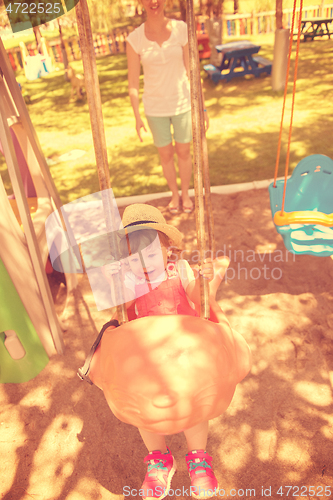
[126,0,208,214]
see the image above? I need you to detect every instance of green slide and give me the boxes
[0,257,49,383]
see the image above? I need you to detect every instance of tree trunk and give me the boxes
[199,0,203,14]
[206,0,213,17]
[57,19,69,69]
[33,26,42,52]
[179,0,187,21]
[216,0,223,17]
[276,0,283,29]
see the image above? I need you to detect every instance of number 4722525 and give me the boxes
[277,486,332,496]
[6,3,61,14]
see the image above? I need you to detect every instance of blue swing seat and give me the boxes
[268,154,333,256]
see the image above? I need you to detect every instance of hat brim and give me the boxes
[118,223,182,249]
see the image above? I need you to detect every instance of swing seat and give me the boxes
[86,302,252,435]
[269,154,333,256]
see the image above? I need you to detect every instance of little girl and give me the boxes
[102,203,230,500]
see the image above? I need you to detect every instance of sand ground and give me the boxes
[1,188,333,500]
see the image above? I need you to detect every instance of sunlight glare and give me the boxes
[256,428,277,461]
[294,381,333,407]
[277,439,310,468]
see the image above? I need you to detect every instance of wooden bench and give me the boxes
[252,55,272,76]
[303,30,333,40]
[298,18,333,41]
[203,63,223,84]
[204,42,272,83]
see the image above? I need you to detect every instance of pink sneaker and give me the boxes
[141,447,177,500]
[186,450,218,498]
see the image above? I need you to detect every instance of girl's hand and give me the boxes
[136,116,147,142]
[200,258,214,281]
[101,259,122,282]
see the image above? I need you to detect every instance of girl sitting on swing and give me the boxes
[102,203,231,500]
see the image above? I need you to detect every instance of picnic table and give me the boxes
[298,17,333,40]
[203,41,272,83]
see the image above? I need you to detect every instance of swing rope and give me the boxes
[75,0,215,322]
[186,0,216,319]
[271,0,333,231]
[273,0,303,216]
[75,0,128,325]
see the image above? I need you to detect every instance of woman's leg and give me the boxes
[183,421,209,452]
[157,143,180,210]
[174,141,193,210]
[139,427,168,453]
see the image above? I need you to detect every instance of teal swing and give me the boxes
[268,0,333,257]
[269,155,333,256]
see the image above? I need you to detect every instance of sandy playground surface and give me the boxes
[1,187,333,500]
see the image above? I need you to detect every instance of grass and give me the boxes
[1,33,333,204]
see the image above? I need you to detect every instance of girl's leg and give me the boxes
[174,141,193,210]
[139,427,168,453]
[157,143,180,210]
[209,256,231,300]
[183,421,209,452]
[139,428,176,499]
[185,421,218,495]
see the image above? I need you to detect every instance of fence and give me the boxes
[5,4,333,71]
[222,4,333,37]
[6,25,134,71]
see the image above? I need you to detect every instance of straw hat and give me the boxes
[121,204,183,248]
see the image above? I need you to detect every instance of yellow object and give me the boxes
[274,210,333,227]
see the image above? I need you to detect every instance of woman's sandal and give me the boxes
[182,203,194,214]
[168,204,180,215]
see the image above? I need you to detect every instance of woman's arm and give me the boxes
[126,42,147,142]
[182,42,190,80]
[182,42,209,131]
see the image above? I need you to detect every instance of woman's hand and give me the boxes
[136,116,147,142]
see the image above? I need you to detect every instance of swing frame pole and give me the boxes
[75,0,128,325]
[200,106,216,256]
[186,0,210,319]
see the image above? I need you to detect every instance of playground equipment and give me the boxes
[269,0,333,256]
[0,37,78,383]
[71,0,251,434]
[269,155,333,256]
[19,37,53,80]
[0,257,49,383]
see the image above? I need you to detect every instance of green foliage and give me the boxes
[86,0,124,32]
[1,35,333,205]
[254,0,275,13]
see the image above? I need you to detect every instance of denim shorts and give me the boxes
[146,110,192,148]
